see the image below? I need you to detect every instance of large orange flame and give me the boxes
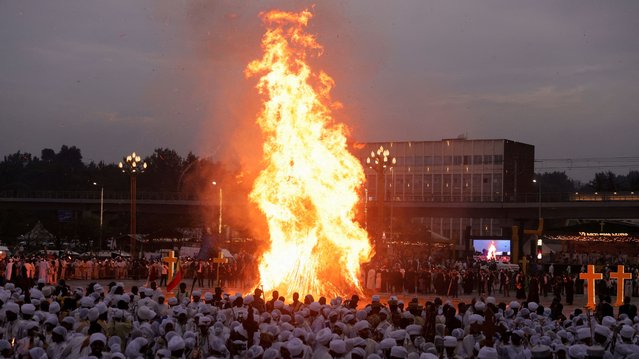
[245,9,372,299]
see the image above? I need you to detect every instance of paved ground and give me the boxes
[64,279,604,313]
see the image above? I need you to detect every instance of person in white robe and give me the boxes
[4,259,13,282]
[38,258,49,284]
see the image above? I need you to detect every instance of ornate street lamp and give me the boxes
[119,152,147,258]
[366,145,396,247]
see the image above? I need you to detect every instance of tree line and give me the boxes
[0,145,245,194]
[0,145,255,246]
[537,170,639,193]
[1,145,636,193]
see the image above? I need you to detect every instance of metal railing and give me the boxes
[375,192,639,203]
[1,190,637,204]
[0,190,208,202]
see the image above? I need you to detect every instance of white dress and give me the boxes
[38,260,49,282]
[5,260,12,281]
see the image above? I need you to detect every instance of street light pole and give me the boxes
[533,178,541,219]
[212,181,222,235]
[366,145,396,249]
[119,152,147,259]
[390,167,395,241]
[93,182,104,255]
[364,187,368,230]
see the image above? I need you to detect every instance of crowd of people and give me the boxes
[0,253,256,290]
[364,255,639,300]
[2,249,639,358]
[0,275,638,358]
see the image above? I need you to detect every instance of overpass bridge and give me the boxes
[1,190,638,220]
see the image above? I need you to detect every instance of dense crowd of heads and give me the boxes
[0,275,637,358]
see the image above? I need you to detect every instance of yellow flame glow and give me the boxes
[246,9,372,299]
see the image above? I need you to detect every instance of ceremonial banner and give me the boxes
[166,256,182,292]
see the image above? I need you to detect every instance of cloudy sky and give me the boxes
[1,1,638,180]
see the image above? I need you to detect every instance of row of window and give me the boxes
[390,154,504,167]
[367,173,503,197]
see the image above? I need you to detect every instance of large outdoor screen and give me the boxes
[472,239,511,261]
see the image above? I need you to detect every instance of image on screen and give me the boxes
[472,239,511,261]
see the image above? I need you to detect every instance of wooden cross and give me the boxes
[212,251,228,287]
[580,265,602,310]
[519,256,529,275]
[481,307,497,347]
[162,250,178,283]
[610,265,632,307]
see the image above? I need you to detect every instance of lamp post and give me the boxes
[92,182,103,255]
[532,178,541,219]
[391,167,397,241]
[364,187,368,230]
[366,145,396,248]
[119,152,147,258]
[212,181,222,235]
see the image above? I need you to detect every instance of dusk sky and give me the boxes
[1,1,638,180]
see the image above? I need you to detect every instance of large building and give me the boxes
[352,138,535,248]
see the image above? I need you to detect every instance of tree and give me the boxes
[588,171,618,192]
[537,171,576,193]
[56,145,83,170]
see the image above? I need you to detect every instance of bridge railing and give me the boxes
[1,190,637,203]
[0,190,209,202]
[376,191,639,203]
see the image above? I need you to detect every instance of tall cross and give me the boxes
[610,265,632,307]
[480,307,497,347]
[162,250,178,283]
[580,265,602,309]
[519,256,529,275]
[213,251,229,287]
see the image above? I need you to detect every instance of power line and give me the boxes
[537,165,639,170]
[537,157,639,163]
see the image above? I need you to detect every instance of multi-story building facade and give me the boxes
[352,138,535,249]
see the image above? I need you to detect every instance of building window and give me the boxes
[463,155,472,165]
[424,156,433,165]
[494,155,503,165]
[414,156,424,166]
[474,155,483,165]
[413,176,422,197]
[405,156,414,166]
[444,156,452,165]
[434,156,442,165]
[493,174,502,189]
[484,155,493,164]
[433,176,442,192]
[453,156,462,165]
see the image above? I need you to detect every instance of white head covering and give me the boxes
[286,338,304,357]
[125,337,148,358]
[620,325,635,339]
[137,306,156,321]
[21,303,35,316]
[477,346,498,359]
[330,339,347,355]
[28,347,47,359]
[90,333,107,344]
[391,345,408,359]
[168,336,185,351]
[263,348,280,359]
[353,320,370,333]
